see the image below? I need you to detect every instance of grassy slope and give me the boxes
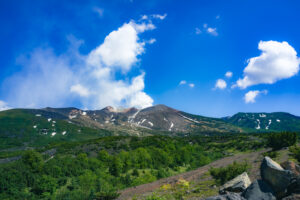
[179,111,245,133]
[0,109,112,150]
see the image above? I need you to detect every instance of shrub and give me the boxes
[262,151,279,159]
[289,145,300,162]
[267,132,297,150]
[209,161,250,185]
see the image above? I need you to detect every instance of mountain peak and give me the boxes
[102,106,137,113]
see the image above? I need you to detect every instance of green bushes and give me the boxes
[262,151,279,159]
[267,132,297,150]
[289,145,300,162]
[209,161,250,185]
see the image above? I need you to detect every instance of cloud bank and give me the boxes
[236,41,300,89]
[2,18,165,109]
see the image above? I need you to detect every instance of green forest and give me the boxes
[0,134,268,200]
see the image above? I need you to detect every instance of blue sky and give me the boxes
[1,0,300,117]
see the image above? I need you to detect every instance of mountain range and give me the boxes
[1,104,300,149]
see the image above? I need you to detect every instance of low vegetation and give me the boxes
[209,161,251,185]
[266,132,297,150]
[289,145,300,162]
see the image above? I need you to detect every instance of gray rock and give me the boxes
[282,193,300,200]
[219,172,251,194]
[205,192,245,200]
[261,156,294,196]
[242,180,276,200]
[287,177,300,195]
[281,160,300,177]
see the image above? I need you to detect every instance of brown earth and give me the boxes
[117,149,270,200]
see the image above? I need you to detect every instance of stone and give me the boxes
[287,177,300,195]
[261,156,294,196]
[219,172,251,194]
[205,192,245,200]
[282,193,300,200]
[242,180,276,200]
[281,161,300,176]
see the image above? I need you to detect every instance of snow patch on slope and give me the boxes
[148,121,153,127]
[266,119,272,130]
[169,122,174,131]
[256,119,261,130]
[179,114,200,124]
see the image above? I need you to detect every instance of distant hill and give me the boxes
[223,112,300,132]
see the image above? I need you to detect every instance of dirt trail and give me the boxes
[118,149,268,200]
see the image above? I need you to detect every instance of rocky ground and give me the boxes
[206,153,300,200]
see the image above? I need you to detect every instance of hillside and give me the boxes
[1,105,300,151]
[224,112,300,132]
[2,105,300,151]
[0,109,112,150]
[0,105,244,149]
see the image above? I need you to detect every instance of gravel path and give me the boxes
[118,149,269,200]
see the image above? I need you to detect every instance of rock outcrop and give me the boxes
[219,172,251,194]
[205,156,300,200]
[261,157,294,197]
[242,180,276,200]
[281,161,300,176]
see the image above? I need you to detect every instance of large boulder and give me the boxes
[242,180,276,200]
[219,172,251,194]
[205,192,245,200]
[281,161,300,177]
[261,156,294,197]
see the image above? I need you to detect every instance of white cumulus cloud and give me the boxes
[87,21,154,73]
[207,27,218,36]
[196,24,218,36]
[70,84,90,97]
[179,80,194,88]
[236,41,300,89]
[140,14,167,21]
[225,71,233,78]
[179,80,187,85]
[2,19,159,109]
[152,14,167,20]
[189,83,195,88]
[215,79,227,90]
[148,38,156,44]
[244,90,267,104]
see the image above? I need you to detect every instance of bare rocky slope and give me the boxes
[31,104,245,134]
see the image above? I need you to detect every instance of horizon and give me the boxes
[1,0,300,117]
[1,103,298,119]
